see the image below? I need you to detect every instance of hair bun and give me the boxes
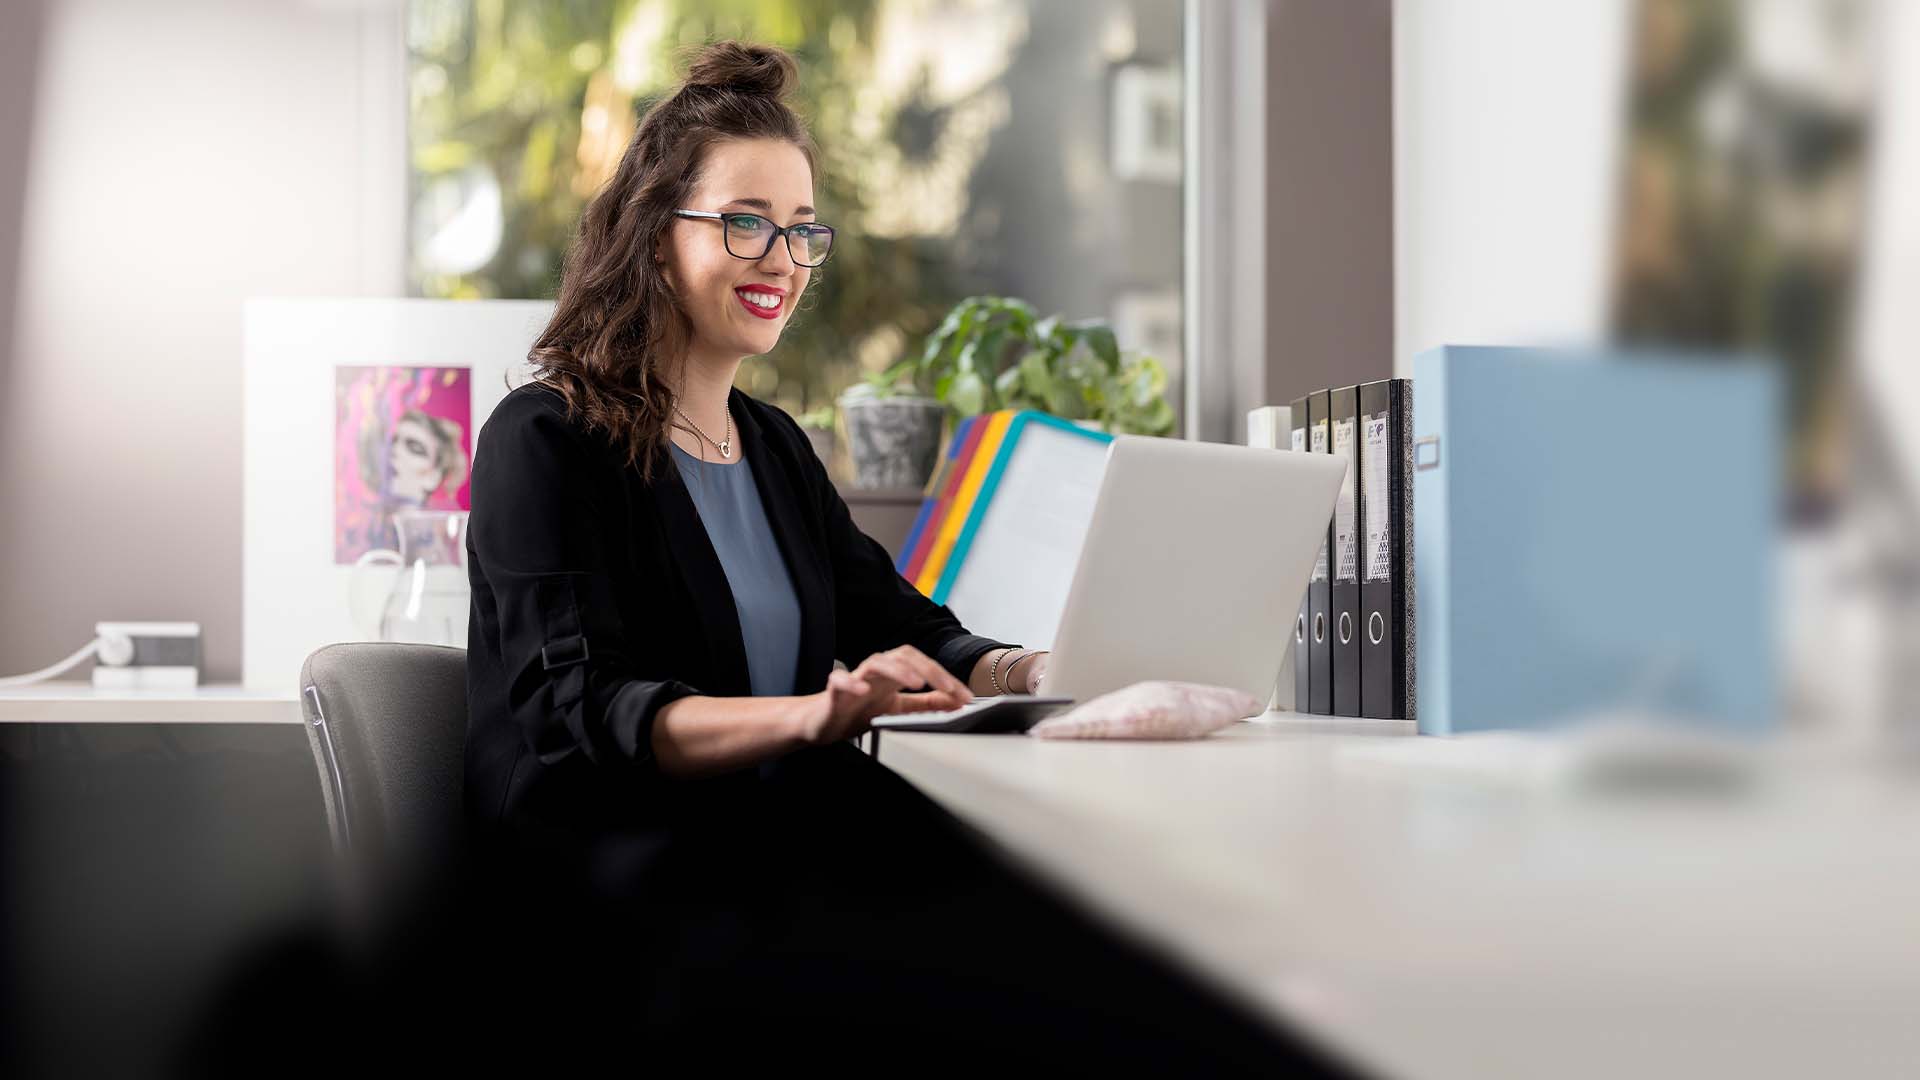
[683,40,798,100]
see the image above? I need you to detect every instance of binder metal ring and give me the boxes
[1338,611,1353,645]
[1368,610,1384,646]
[1312,612,1326,644]
[1296,613,1307,644]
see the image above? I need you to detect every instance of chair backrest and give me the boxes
[298,643,468,894]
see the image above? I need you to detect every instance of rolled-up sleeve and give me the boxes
[786,414,1016,682]
[469,400,700,772]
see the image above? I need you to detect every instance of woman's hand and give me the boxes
[798,645,975,745]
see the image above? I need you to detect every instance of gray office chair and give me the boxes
[298,642,468,916]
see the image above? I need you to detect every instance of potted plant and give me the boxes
[883,295,1177,436]
[839,295,1178,489]
[837,379,946,491]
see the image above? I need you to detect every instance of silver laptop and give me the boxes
[873,435,1348,732]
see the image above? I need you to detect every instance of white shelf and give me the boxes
[1243,708,1417,736]
[0,682,302,724]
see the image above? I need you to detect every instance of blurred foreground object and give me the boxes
[1413,346,1778,736]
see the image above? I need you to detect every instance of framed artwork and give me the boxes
[334,365,473,563]
[242,298,552,690]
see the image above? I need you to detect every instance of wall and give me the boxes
[1263,0,1396,406]
[1392,0,1633,373]
[0,0,49,674]
[0,0,404,683]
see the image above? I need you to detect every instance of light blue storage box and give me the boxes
[1412,346,1779,736]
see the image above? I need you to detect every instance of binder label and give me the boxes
[1291,428,1305,453]
[1365,411,1391,581]
[1311,419,1330,581]
[1333,417,1358,581]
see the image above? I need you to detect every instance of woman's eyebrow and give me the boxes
[720,196,816,217]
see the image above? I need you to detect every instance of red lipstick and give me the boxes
[734,284,786,320]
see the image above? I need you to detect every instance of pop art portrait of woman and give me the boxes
[333,365,472,562]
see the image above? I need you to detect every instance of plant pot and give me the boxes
[838,394,945,490]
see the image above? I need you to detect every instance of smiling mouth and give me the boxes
[735,288,785,319]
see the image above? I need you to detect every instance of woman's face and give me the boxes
[661,137,816,363]
[388,416,444,502]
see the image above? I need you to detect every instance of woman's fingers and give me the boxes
[858,646,970,704]
[857,656,921,693]
[829,670,871,698]
[893,688,967,712]
[890,646,973,702]
[837,649,973,720]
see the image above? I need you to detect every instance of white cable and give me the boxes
[0,638,103,688]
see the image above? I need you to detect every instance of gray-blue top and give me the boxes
[669,442,803,697]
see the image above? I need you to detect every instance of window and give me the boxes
[406,0,1183,421]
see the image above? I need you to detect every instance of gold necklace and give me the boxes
[672,401,733,458]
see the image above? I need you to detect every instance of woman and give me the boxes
[463,39,1046,865]
[381,408,466,509]
[454,41,1329,1075]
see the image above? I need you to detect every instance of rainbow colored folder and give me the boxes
[897,413,983,580]
[927,411,1113,606]
[894,410,1015,597]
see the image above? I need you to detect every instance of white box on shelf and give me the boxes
[91,621,201,689]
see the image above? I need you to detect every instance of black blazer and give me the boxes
[463,381,1012,851]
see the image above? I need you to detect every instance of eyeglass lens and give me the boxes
[722,214,833,265]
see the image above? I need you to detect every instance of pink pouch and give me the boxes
[1028,681,1265,740]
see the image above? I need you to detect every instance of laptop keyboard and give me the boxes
[875,698,995,724]
[873,694,1066,725]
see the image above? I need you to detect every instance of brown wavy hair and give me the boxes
[525,40,817,481]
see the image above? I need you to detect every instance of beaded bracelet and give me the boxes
[989,648,1024,695]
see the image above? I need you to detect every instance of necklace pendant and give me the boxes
[720,443,732,458]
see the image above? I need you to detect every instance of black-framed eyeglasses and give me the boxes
[672,209,836,267]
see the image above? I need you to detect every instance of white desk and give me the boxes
[880,713,1920,1080]
[0,682,301,724]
